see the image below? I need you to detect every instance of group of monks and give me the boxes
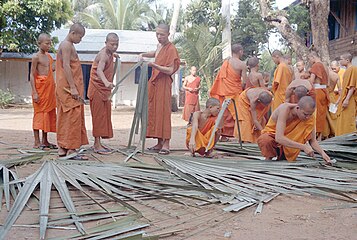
[30,23,119,159]
[183,43,357,163]
[29,22,356,162]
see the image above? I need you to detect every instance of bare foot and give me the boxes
[58,147,67,157]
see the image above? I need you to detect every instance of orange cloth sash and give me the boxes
[336,66,357,136]
[272,62,292,111]
[260,116,315,161]
[186,116,217,153]
[147,42,180,140]
[235,88,271,143]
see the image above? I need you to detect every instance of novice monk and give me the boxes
[30,33,57,149]
[139,23,180,155]
[335,53,357,136]
[294,60,305,81]
[271,50,293,111]
[88,33,119,154]
[210,43,247,140]
[330,60,345,93]
[257,96,331,163]
[56,23,89,159]
[182,66,201,121]
[236,88,272,143]
[308,52,329,140]
[186,98,222,157]
[285,79,314,103]
[245,57,265,89]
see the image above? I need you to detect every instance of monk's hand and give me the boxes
[321,152,332,165]
[189,140,196,154]
[104,81,115,89]
[342,99,349,108]
[70,87,79,100]
[113,53,120,59]
[303,145,314,158]
[32,92,39,103]
[148,62,155,68]
[138,54,144,61]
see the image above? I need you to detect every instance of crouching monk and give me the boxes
[186,98,222,157]
[257,96,331,163]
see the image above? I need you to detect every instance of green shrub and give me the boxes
[0,88,14,108]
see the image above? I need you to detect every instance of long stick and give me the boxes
[231,99,242,149]
[205,99,230,153]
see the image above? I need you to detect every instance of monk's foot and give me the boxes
[94,147,112,155]
[158,149,170,155]
[219,136,231,142]
[41,142,58,149]
[147,144,162,152]
[205,151,219,159]
[58,147,67,157]
[33,143,42,149]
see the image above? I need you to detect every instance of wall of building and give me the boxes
[113,63,139,107]
[0,60,32,103]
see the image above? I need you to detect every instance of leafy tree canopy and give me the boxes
[0,0,72,53]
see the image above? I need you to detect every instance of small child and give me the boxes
[29,33,57,149]
[186,98,223,157]
[246,57,265,89]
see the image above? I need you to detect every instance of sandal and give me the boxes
[94,148,112,155]
[68,154,89,160]
[158,149,170,155]
[147,146,161,152]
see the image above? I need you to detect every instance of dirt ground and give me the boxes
[0,106,356,240]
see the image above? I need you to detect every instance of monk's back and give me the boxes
[229,57,244,76]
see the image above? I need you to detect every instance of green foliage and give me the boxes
[185,0,221,32]
[0,88,14,108]
[287,4,311,39]
[78,0,159,30]
[232,0,271,58]
[0,0,73,53]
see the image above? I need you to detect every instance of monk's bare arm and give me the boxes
[182,77,191,91]
[188,112,200,153]
[342,87,355,108]
[149,62,175,75]
[309,73,316,85]
[61,42,78,96]
[30,54,40,102]
[285,86,293,103]
[241,64,248,89]
[258,74,265,88]
[275,106,307,150]
[309,129,331,163]
[139,51,156,58]
[97,53,114,89]
[250,100,263,130]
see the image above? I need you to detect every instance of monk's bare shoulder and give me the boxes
[31,52,40,62]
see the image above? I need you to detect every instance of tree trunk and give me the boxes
[258,0,310,62]
[221,0,231,59]
[169,0,181,42]
[309,0,330,64]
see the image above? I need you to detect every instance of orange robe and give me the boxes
[186,116,217,154]
[310,62,329,133]
[236,88,271,143]
[322,85,338,138]
[272,62,292,111]
[257,115,315,161]
[55,53,88,149]
[32,53,56,132]
[147,42,180,140]
[182,77,200,121]
[210,60,242,137]
[334,68,346,92]
[336,66,357,136]
[87,55,114,139]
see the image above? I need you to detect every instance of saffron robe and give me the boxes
[56,53,88,149]
[210,60,242,137]
[257,115,315,161]
[310,62,329,133]
[32,53,56,132]
[235,88,271,143]
[182,77,201,121]
[88,55,114,139]
[186,116,217,154]
[147,42,180,140]
[334,68,346,92]
[336,66,357,136]
[322,86,338,138]
[272,62,292,111]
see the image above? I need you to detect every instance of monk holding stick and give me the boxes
[30,33,57,149]
[56,23,89,159]
[88,33,119,154]
[139,23,180,155]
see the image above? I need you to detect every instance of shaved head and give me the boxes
[37,33,51,43]
[247,56,259,68]
[330,60,340,67]
[341,53,353,62]
[298,96,316,110]
[106,32,119,41]
[206,98,220,108]
[69,23,85,34]
[294,85,308,100]
[258,92,272,105]
[231,44,243,54]
[157,23,170,32]
[272,50,283,57]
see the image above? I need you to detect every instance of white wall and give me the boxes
[352,56,357,66]
[0,61,32,103]
[113,63,138,107]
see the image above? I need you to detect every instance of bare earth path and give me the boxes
[0,106,356,240]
